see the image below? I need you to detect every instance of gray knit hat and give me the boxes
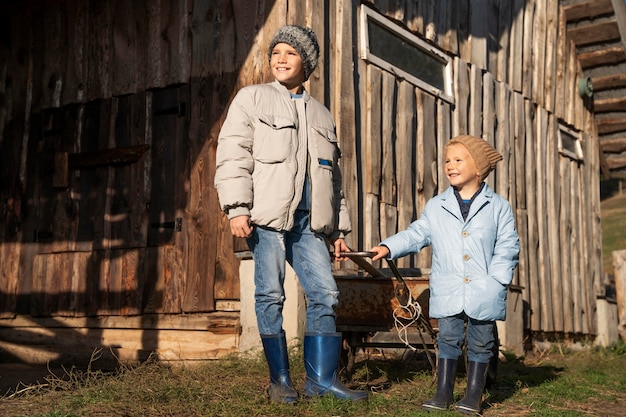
[268,25,320,81]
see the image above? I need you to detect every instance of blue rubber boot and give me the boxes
[302,332,368,401]
[421,358,458,411]
[456,361,489,415]
[261,333,299,403]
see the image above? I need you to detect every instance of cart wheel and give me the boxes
[340,332,353,372]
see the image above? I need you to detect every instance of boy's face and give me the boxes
[270,43,306,93]
[444,143,481,194]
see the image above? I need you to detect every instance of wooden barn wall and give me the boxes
[0,0,605,364]
[337,0,602,336]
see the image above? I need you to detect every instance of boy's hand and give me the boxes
[230,215,253,238]
[332,238,350,262]
[369,245,390,261]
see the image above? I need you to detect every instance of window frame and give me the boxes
[557,123,584,161]
[358,4,454,103]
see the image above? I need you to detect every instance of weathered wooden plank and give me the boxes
[437,100,451,195]
[597,117,626,134]
[535,107,553,332]
[144,245,183,314]
[362,65,383,251]
[546,116,563,332]
[0,325,239,364]
[332,0,359,252]
[543,0,558,113]
[40,2,67,109]
[417,91,436,270]
[468,64,483,137]
[482,72,496,185]
[554,9,567,121]
[183,76,222,312]
[395,81,415,268]
[62,0,88,104]
[453,57,469,137]
[0,243,20,318]
[532,0,547,106]
[578,46,626,69]
[522,0,536,98]
[86,0,112,100]
[495,81,511,200]
[508,0,525,92]
[496,0,512,83]
[559,157,573,333]
[594,96,626,113]
[568,20,620,46]
[563,0,614,22]
[469,0,489,70]
[592,73,626,91]
[525,100,540,331]
[617,250,626,342]
[600,137,626,153]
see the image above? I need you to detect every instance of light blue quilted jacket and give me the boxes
[381,184,520,321]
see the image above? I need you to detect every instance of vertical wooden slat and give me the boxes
[495,81,511,200]
[543,0,558,113]
[332,0,359,252]
[380,72,397,244]
[522,0,536,98]
[547,116,563,331]
[525,100,540,331]
[395,81,415,268]
[453,57,469,137]
[536,107,553,332]
[416,91,436,269]
[362,65,383,251]
[496,0,512,83]
[560,157,573,333]
[508,0,525,92]
[468,64,483,137]
[469,0,489,70]
[532,0,546,106]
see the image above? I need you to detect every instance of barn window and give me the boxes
[359,4,453,102]
[558,123,584,161]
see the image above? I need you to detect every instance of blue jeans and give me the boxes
[437,313,495,363]
[246,210,339,335]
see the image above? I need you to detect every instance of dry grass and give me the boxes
[1,342,625,417]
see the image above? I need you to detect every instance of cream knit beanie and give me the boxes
[447,135,503,182]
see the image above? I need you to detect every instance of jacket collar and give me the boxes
[440,183,494,221]
[271,80,310,102]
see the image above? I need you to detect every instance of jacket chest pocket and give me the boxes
[310,126,339,171]
[254,114,296,163]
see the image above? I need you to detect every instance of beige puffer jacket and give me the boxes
[214,81,351,239]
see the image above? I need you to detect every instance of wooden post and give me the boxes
[614,250,626,342]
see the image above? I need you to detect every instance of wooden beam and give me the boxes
[596,116,626,134]
[606,156,626,170]
[594,95,626,112]
[563,0,613,22]
[567,20,620,46]
[578,46,626,69]
[600,137,626,153]
[53,144,150,188]
[592,73,626,91]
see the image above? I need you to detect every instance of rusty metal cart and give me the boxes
[334,252,438,374]
[334,252,499,386]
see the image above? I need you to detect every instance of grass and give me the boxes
[601,191,626,275]
[601,176,626,275]
[2,342,626,417]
